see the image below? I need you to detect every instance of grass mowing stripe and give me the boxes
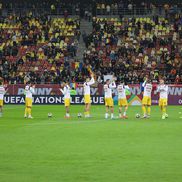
[0,105,182,182]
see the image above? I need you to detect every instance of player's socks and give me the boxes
[105,113,108,119]
[142,106,146,116]
[84,111,89,118]
[0,112,2,117]
[163,107,166,115]
[28,108,31,116]
[119,113,122,117]
[111,113,114,119]
[162,107,168,118]
[85,112,90,118]
[24,108,28,116]
[147,107,151,116]
[27,108,32,118]
[27,108,29,115]
[122,112,128,119]
[66,113,70,117]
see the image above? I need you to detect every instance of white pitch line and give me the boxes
[0,118,115,127]
[25,119,105,126]
[4,107,23,110]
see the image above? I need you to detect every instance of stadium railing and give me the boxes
[2,7,182,16]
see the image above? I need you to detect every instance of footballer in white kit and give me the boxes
[60,81,71,118]
[117,81,130,119]
[0,80,6,117]
[142,78,153,118]
[24,82,35,119]
[104,78,116,119]
[156,78,168,119]
[83,74,95,118]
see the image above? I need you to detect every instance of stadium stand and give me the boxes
[0,14,80,83]
[83,16,182,83]
[0,0,181,84]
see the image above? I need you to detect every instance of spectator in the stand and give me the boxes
[88,11,92,22]
[51,4,56,14]
[106,4,111,15]
[128,2,133,15]
[0,3,182,84]
[101,3,106,15]
[164,3,170,18]
[175,75,181,84]
[81,16,182,84]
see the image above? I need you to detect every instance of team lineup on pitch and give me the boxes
[0,105,181,182]
[0,76,170,119]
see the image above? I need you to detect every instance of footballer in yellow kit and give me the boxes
[24,82,35,119]
[104,78,116,119]
[0,79,6,117]
[83,74,95,118]
[142,78,153,118]
[117,81,130,119]
[157,78,168,119]
[60,81,71,118]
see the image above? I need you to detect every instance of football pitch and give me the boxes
[0,105,182,182]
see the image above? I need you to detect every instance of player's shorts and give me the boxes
[142,96,151,106]
[64,98,70,107]
[25,98,33,107]
[159,98,168,107]
[84,95,91,104]
[118,98,128,106]
[0,99,3,106]
[105,98,114,107]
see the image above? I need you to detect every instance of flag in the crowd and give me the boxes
[125,89,131,95]
[70,82,77,89]
[79,62,83,70]
[75,62,79,69]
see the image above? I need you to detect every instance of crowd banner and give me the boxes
[5,84,182,105]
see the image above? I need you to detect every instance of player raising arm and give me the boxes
[117,80,130,119]
[0,79,6,117]
[104,78,116,119]
[83,73,95,118]
[156,78,168,119]
[60,81,71,118]
[142,78,153,118]
[24,82,35,119]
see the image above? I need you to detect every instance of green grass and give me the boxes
[0,105,182,182]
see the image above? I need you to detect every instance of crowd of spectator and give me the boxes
[96,1,182,16]
[83,16,182,84]
[0,2,182,84]
[0,13,81,84]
